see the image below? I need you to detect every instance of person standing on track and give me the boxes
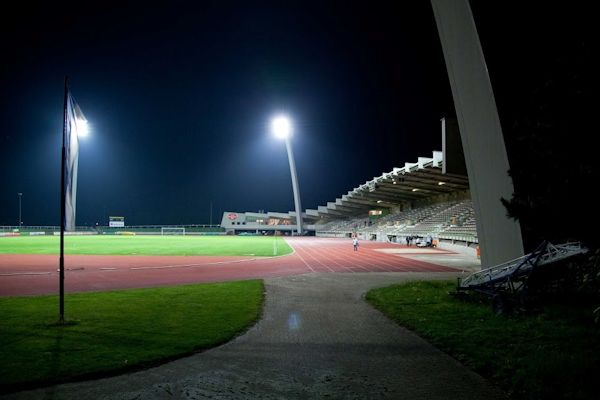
[353,236,359,252]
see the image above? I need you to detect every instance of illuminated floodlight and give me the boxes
[271,115,292,139]
[77,118,89,138]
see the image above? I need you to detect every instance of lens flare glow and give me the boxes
[271,115,292,139]
[77,119,89,138]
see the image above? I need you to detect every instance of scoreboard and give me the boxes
[109,216,125,227]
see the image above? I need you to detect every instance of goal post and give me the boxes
[161,227,186,236]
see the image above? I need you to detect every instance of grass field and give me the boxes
[0,280,264,391]
[366,280,600,400]
[0,235,293,256]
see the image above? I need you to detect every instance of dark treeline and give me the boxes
[471,2,596,250]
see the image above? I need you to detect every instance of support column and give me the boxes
[431,0,524,266]
[285,138,303,235]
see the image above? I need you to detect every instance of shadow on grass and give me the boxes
[366,280,600,400]
[0,280,264,395]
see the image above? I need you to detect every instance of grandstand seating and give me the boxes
[316,199,478,244]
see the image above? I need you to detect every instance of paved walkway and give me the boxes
[5,272,506,399]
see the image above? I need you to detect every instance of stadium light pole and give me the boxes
[18,192,22,228]
[271,115,303,235]
[59,76,89,323]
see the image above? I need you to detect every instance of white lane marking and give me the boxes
[0,272,52,276]
[129,257,259,270]
[292,244,316,273]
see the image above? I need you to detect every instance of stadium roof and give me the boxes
[304,151,470,220]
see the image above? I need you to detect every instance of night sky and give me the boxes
[0,1,591,226]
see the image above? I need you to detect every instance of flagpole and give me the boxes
[59,76,68,323]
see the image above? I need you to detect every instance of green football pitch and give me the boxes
[0,235,293,256]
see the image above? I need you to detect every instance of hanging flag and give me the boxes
[63,91,87,231]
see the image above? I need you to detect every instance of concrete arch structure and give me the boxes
[431,0,524,267]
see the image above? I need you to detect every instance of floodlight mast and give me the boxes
[18,192,23,227]
[271,115,303,235]
[284,136,303,235]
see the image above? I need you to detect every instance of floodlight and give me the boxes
[77,118,89,138]
[271,115,292,139]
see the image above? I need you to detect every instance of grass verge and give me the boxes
[366,280,600,400]
[0,280,263,392]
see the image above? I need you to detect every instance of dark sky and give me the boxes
[0,1,591,226]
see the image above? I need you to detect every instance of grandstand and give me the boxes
[316,199,477,245]
[221,150,478,249]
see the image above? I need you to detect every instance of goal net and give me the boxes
[161,227,186,236]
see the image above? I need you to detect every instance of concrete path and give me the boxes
[4,272,507,399]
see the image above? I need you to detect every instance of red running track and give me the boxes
[0,237,457,296]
